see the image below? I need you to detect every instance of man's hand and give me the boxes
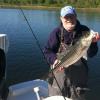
[52,59,60,69]
[52,59,64,72]
[92,32,100,42]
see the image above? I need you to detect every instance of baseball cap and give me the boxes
[60,6,76,17]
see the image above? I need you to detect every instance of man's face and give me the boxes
[60,14,77,32]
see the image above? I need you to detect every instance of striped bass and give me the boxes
[52,30,95,71]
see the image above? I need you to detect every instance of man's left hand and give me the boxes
[92,32,100,42]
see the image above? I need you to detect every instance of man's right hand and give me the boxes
[52,59,61,69]
[52,59,64,72]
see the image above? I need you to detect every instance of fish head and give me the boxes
[81,31,94,47]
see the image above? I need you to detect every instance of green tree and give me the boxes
[32,0,38,4]
[0,0,100,7]
[44,0,54,4]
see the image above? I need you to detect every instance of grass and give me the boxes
[0,4,100,12]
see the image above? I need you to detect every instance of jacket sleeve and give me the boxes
[87,42,98,58]
[43,28,60,65]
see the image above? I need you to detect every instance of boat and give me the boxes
[7,79,72,100]
[0,34,72,100]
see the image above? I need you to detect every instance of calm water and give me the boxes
[0,8,100,99]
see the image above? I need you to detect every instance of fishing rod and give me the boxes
[15,1,67,100]
[16,3,44,58]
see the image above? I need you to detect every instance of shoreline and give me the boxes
[1,5,60,10]
[0,4,100,12]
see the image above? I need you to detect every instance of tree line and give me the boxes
[0,0,100,7]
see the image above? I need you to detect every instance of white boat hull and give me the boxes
[44,96,72,100]
[7,79,72,100]
[7,79,48,100]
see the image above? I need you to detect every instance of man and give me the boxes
[43,6,99,99]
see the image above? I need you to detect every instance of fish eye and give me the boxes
[83,31,90,38]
